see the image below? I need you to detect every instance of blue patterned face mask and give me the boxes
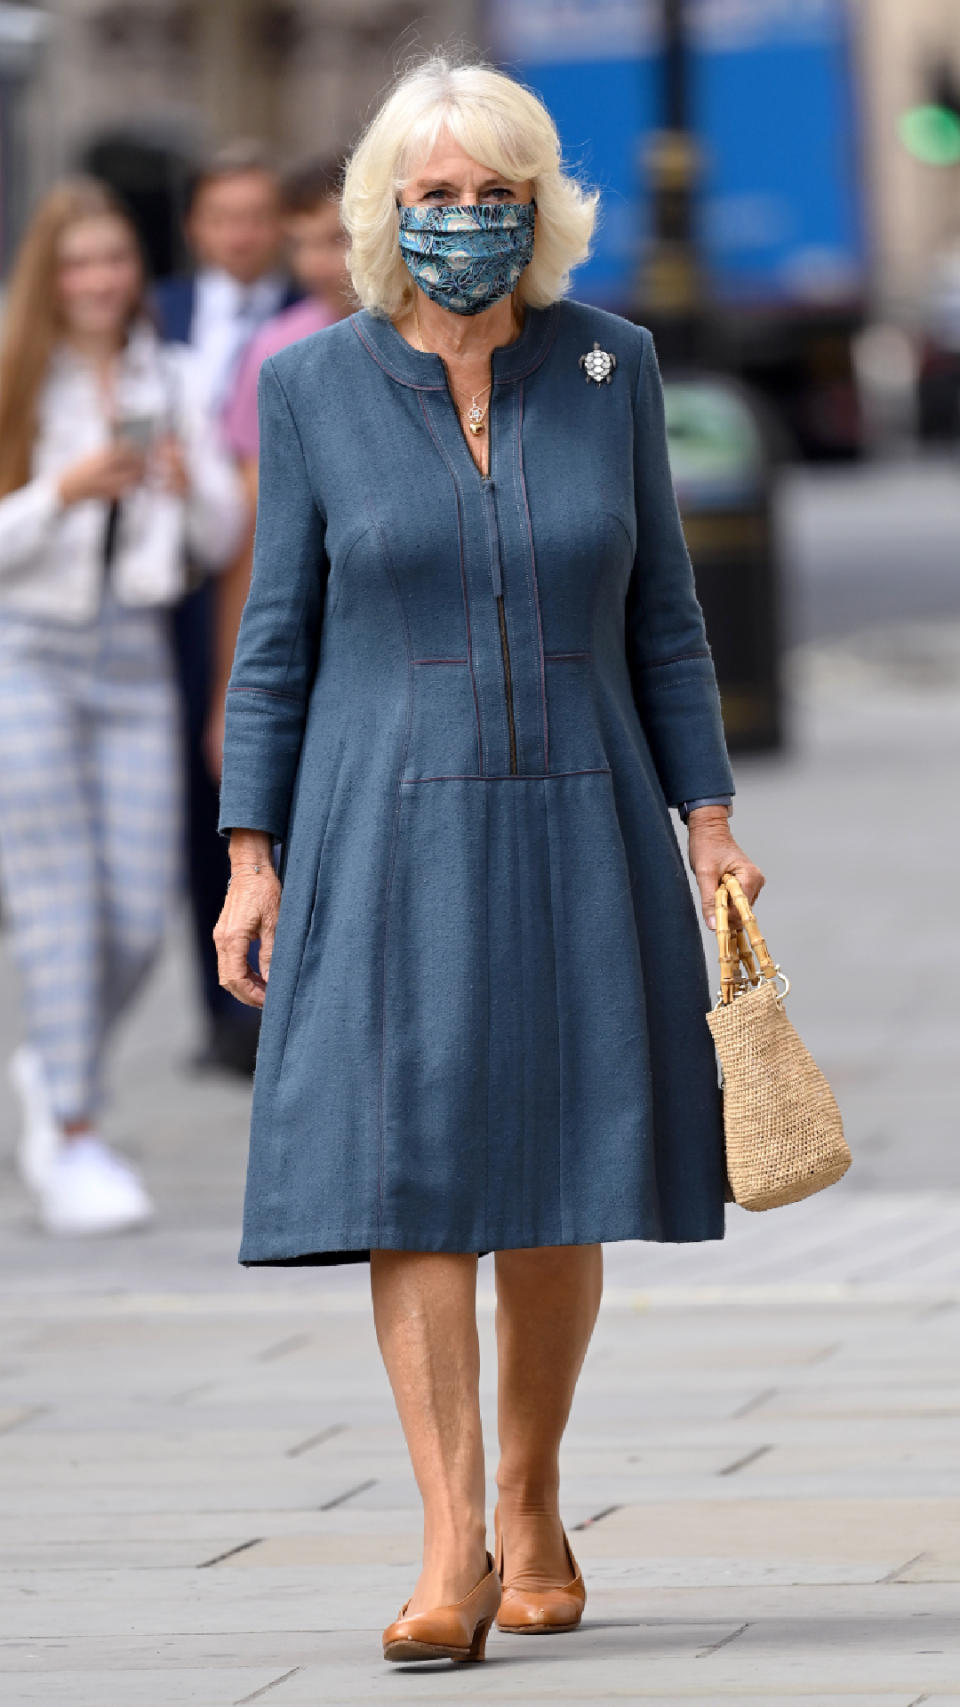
[397,201,536,316]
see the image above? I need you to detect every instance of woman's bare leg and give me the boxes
[494,1244,603,1583]
[370,1249,488,1614]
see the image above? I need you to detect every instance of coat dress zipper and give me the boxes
[481,475,519,775]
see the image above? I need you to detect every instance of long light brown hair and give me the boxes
[0,177,149,498]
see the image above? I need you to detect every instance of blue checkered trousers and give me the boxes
[0,588,182,1122]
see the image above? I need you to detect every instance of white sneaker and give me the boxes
[8,1045,62,1193]
[38,1133,155,1236]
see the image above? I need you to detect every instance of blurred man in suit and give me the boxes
[154,143,301,1075]
[206,159,353,769]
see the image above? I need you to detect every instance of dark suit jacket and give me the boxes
[151,273,302,346]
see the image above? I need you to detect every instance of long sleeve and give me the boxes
[167,347,247,570]
[625,327,735,806]
[0,475,63,581]
[678,795,733,824]
[217,357,328,841]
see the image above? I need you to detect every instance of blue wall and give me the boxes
[488,0,866,310]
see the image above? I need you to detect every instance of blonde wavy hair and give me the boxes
[341,55,599,318]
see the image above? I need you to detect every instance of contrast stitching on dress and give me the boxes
[638,649,710,670]
[507,305,561,379]
[350,318,447,390]
[350,306,561,387]
[258,362,329,699]
[412,656,469,665]
[516,381,549,773]
[273,737,347,1081]
[625,336,648,642]
[327,520,378,619]
[266,357,328,519]
[400,767,611,783]
[417,393,484,774]
[540,778,567,1243]
[509,779,528,1239]
[606,508,637,553]
[373,522,415,1247]
[544,651,590,660]
[226,684,303,703]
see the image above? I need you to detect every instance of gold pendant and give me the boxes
[468,419,485,435]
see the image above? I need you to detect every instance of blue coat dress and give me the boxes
[217,298,736,1266]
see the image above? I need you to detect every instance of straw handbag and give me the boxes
[706,873,850,1211]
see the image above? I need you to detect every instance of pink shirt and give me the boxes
[221,298,337,461]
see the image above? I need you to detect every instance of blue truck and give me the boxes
[487,0,868,458]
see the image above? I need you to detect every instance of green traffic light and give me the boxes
[899,103,960,165]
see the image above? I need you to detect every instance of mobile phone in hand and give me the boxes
[112,413,156,453]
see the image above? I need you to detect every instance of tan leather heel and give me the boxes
[494,1503,586,1634]
[382,1551,501,1663]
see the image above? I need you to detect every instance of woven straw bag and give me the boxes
[705,873,851,1211]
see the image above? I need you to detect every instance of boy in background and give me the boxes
[154,143,299,1076]
[206,159,352,780]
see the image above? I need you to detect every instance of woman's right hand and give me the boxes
[214,832,281,1009]
[56,443,146,507]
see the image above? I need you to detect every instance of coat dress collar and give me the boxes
[351,300,560,390]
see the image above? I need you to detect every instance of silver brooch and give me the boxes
[579,341,617,385]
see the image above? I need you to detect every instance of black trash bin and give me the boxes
[663,376,783,752]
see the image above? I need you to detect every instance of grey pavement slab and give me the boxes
[2,1287,959,1699]
[1,609,959,1698]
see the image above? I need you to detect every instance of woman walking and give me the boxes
[215,57,764,1662]
[0,179,244,1235]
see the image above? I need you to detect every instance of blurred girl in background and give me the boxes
[0,178,244,1235]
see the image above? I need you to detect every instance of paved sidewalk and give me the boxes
[0,624,958,1703]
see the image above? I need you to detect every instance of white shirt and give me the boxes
[0,318,246,621]
[190,268,288,416]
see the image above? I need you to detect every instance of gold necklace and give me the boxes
[412,294,507,437]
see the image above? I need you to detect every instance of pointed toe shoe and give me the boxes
[382,1551,501,1663]
[494,1504,586,1634]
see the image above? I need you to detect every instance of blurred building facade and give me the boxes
[5,0,960,323]
[1,0,476,272]
[858,0,960,317]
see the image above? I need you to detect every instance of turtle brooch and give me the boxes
[579,341,617,385]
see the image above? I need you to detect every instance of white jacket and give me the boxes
[0,318,246,621]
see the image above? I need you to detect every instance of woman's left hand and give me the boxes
[152,433,190,497]
[686,805,765,932]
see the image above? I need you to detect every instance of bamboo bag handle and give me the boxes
[715,872,781,1006]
